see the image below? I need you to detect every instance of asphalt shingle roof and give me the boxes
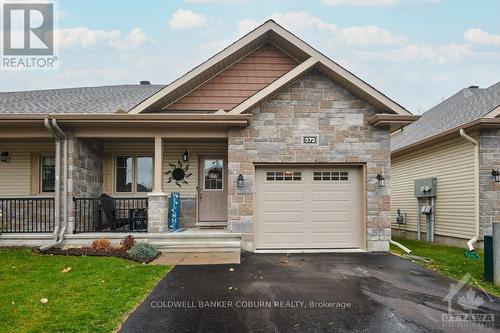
[0,85,165,114]
[392,82,500,151]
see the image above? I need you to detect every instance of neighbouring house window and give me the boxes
[40,155,56,192]
[115,156,153,193]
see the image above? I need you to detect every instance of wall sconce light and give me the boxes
[492,169,500,183]
[237,174,244,188]
[376,174,385,187]
[182,150,189,162]
[0,150,10,162]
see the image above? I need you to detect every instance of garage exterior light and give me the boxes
[493,169,500,183]
[376,174,385,187]
[237,174,244,188]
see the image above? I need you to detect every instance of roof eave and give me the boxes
[368,114,420,132]
[0,113,250,127]
[391,118,500,156]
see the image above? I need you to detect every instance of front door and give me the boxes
[198,157,227,222]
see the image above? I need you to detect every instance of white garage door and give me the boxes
[256,166,362,249]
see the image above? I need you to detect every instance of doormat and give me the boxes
[169,228,187,233]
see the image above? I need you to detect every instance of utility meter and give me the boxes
[415,178,437,198]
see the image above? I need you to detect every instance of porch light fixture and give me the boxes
[182,150,189,162]
[492,169,500,183]
[0,150,10,162]
[237,174,244,188]
[376,174,385,187]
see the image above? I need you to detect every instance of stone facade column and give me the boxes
[66,136,103,234]
[366,167,391,251]
[148,136,167,233]
[147,193,168,233]
[480,128,500,238]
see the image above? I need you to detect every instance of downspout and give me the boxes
[43,118,61,240]
[460,129,480,251]
[40,119,68,250]
[390,239,412,254]
[52,119,68,241]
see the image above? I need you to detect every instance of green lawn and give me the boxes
[0,248,171,333]
[391,237,500,297]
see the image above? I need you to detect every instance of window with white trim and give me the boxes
[115,155,153,193]
[203,159,224,191]
[40,155,55,193]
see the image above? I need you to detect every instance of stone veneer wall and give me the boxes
[480,128,500,237]
[66,137,103,233]
[227,70,391,251]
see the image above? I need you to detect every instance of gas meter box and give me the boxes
[415,178,437,198]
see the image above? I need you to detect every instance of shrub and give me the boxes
[128,242,158,262]
[91,238,112,252]
[120,235,135,251]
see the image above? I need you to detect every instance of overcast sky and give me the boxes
[1,0,499,113]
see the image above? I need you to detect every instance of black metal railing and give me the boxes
[0,197,55,233]
[74,197,148,233]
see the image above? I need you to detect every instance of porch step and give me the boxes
[139,231,241,253]
[195,222,228,227]
[61,229,242,252]
[152,240,241,253]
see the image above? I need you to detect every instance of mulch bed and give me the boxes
[34,247,160,264]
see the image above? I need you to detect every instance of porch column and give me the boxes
[147,135,168,233]
[154,135,163,193]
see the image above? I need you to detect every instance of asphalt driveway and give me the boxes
[120,252,500,333]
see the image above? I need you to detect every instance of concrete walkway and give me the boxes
[150,251,240,265]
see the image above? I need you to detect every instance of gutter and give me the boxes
[459,129,480,252]
[40,119,68,251]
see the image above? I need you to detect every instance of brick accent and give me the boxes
[480,128,500,237]
[228,70,391,251]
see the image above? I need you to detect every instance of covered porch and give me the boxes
[0,115,248,251]
[69,135,229,234]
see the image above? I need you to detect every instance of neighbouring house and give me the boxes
[0,20,416,252]
[391,82,500,249]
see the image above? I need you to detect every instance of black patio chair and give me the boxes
[96,194,131,231]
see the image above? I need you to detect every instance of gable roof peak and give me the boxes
[128,19,410,116]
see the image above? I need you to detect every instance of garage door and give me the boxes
[255,166,362,249]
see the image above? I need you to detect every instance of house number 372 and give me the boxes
[302,135,319,144]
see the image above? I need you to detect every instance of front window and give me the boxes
[115,156,153,193]
[136,157,153,192]
[40,155,55,192]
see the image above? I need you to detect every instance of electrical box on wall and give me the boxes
[414,178,437,198]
